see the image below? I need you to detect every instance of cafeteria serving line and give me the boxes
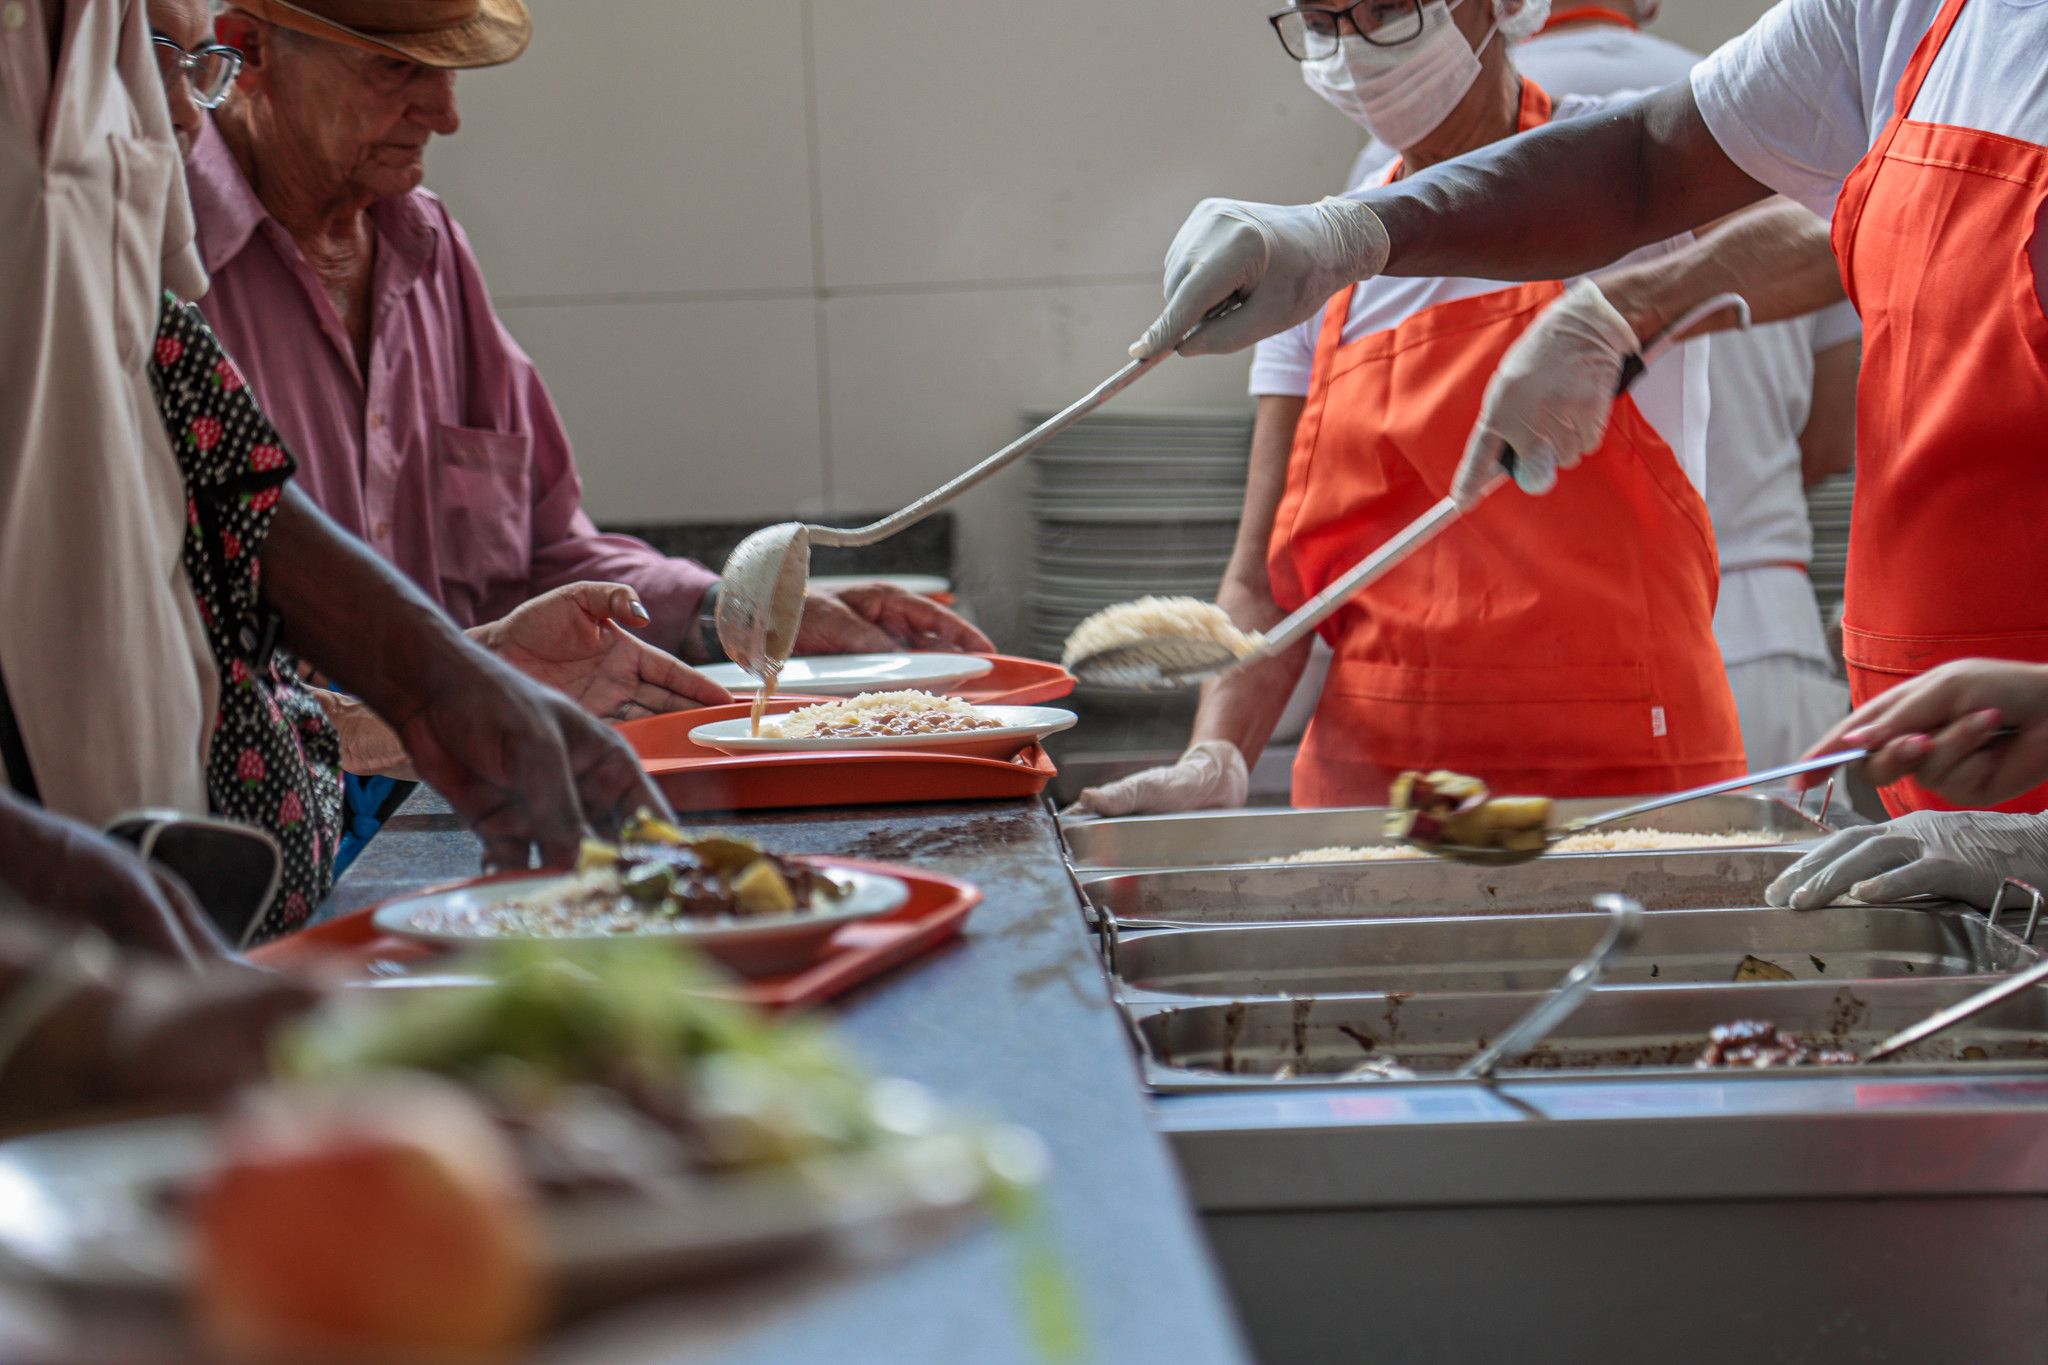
[8,0,2048,1359]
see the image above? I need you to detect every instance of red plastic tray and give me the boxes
[616,698,1060,812]
[944,654,1075,706]
[251,859,980,1010]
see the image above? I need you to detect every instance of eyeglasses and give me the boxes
[1268,0,1426,62]
[151,34,244,109]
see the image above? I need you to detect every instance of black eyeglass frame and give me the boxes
[1267,0,1427,62]
[150,34,245,109]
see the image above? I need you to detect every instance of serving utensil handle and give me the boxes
[1457,894,1642,1080]
[1863,951,2048,1063]
[1568,749,1872,835]
[1262,497,1464,654]
[806,303,1238,550]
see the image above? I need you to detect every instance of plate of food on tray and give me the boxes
[0,943,1053,1359]
[370,812,909,973]
[688,690,1077,760]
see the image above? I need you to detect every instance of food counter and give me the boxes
[1059,803,2048,1364]
[319,790,1250,1364]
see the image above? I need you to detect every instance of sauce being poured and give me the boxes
[749,665,780,737]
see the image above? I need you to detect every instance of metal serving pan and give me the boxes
[1062,793,1826,875]
[1127,977,2048,1088]
[1110,905,2036,1001]
[1086,846,1804,928]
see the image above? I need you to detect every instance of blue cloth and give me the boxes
[334,772,413,877]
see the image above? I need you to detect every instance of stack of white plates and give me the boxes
[1025,409,1253,662]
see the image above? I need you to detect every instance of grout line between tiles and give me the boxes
[799,0,834,511]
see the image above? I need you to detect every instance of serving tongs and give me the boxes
[714,305,1240,680]
[1407,747,1871,867]
[1066,292,1752,691]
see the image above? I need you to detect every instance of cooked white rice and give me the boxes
[1270,829,1785,863]
[1061,596,1264,669]
[762,690,995,738]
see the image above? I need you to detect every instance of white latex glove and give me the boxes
[1063,740,1250,819]
[1130,197,1391,360]
[1765,811,2048,911]
[1451,280,1641,510]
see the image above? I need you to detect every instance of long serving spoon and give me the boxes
[1406,748,1871,867]
[1409,724,2022,867]
[1065,292,1754,691]
[713,305,1241,680]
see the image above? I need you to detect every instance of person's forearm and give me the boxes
[1367,84,1771,284]
[262,488,472,729]
[1190,394,1311,765]
[1593,199,1844,345]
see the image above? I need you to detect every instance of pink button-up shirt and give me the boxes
[183,118,714,652]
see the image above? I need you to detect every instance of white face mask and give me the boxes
[1300,0,1500,149]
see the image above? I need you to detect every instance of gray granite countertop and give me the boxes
[321,793,1248,1365]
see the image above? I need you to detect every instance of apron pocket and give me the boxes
[1319,659,1654,769]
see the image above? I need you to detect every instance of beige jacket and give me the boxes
[0,0,217,824]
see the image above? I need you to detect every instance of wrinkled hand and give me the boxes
[1131,196,1391,360]
[1792,659,2048,808]
[472,583,732,721]
[792,584,996,656]
[396,643,673,871]
[0,795,224,965]
[1766,811,2048,911]
[1063,740,1250,819]
[1452,280,1640,509]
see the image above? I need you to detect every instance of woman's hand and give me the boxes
[1793,659,2048,807]
[470,583,732,721]
[791,584,995,656]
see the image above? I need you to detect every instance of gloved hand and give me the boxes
[1063,740,1250,819]
[1765,811,2048,911]
[1790,658,2048,808]
[1130,197,1391,360]
[1451,280,1641,509]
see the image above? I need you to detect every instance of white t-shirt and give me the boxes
[1692,0,2048,222]
[1252,91,1711,495]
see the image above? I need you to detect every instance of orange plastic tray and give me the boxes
[944,654,1075,706]
[251,859,980,1010]
[616,699,1060,812]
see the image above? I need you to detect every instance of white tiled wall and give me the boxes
[425,0,1776,648]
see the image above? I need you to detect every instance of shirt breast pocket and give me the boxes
[433,423,533,604]
[108,134,174,371]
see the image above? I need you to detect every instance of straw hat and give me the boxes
[228,0,531,69]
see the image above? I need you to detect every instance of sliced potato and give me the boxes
[731,860,798,915]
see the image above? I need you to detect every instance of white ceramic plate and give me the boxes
[690,704,1077,760]
[697,652,993,698]
[0,1115,988,1302]
[369,864,910,975]
[805,573,952,597]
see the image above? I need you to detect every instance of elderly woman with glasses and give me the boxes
[1073,0,1747,816]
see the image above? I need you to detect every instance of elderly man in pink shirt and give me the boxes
[187,0,990,662]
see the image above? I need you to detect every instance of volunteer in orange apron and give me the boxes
[1069,0,1744,816]
[1119,0,2048,902]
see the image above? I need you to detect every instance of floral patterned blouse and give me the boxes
[150,294,343,939]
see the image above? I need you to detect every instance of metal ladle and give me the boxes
[713,306,1238,679]
[1457,894,1644,1080]
[1065,292,1753,691]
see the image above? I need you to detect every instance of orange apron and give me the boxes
[1830,0,2048,816]
[1268,83,1744,807]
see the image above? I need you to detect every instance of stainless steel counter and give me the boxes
[1062,803,2048,1363]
